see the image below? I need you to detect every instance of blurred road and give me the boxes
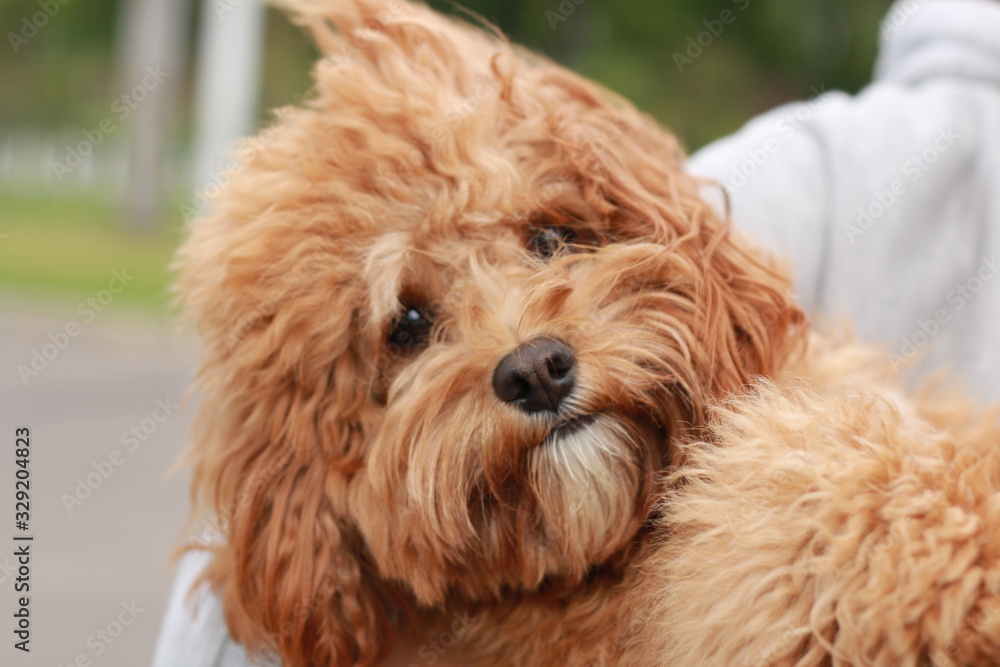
[0,292,196,667]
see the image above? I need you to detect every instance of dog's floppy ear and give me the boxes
[552,92,807,418]
[668,181,807,402]
[198,420,388,666]
[698,217,806,399]
[660,188,808,416]
[176,221,389,665]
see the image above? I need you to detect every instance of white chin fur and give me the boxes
[529,416,642,562]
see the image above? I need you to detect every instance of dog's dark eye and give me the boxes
[388,306,432,350]
[531,226,576,259]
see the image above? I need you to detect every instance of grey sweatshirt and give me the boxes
[688,0,1000,400]
[152,1,1000,664]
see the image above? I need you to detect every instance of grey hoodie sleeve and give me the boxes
[688,0,1000,398]
[151,549,276,667]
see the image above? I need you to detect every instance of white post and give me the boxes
[191,0,267,194]
[119,0,190,232]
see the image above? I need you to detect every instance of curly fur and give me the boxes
[619,340,1000,666]
[173,1,999,665]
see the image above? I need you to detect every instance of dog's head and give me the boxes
[176,0,804,664]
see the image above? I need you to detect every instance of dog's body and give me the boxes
[620,339,1000,667]
[175,1,1000,665]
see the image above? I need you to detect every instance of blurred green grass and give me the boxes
[0,190,182,311]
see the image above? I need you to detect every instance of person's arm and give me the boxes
[689,0,1000,397]
[151,549,273,667]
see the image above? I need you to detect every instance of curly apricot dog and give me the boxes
[175,1,1000,665]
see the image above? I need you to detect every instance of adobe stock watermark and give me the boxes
[7,0,73,54]
[323,0,404,64]
[50,65,170,181]
[180,107,293,222]
[57,600,145,667]
[377,75,504,193]
[879,0,925,37]
[212,0,253,19]
[887,255,999,370]
[17,268,134,385]
[246,570,339,665]
[726,84,827,190]
[0,555,18,585]
[390,83,622,192]
[545,0,586,31]
[190,445,296,546]
[61,396,179,514]
[406,611,477,667]
[428,77,502,147]
[222,256,328,351]
[927,599,1000,667]
[672,0,752,73]
[753,624,806,666]
[848,492,937,574]
[843,126,958,244]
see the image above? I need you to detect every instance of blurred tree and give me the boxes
[1,0,123,126]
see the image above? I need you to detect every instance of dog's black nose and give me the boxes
[492,337,576,414]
